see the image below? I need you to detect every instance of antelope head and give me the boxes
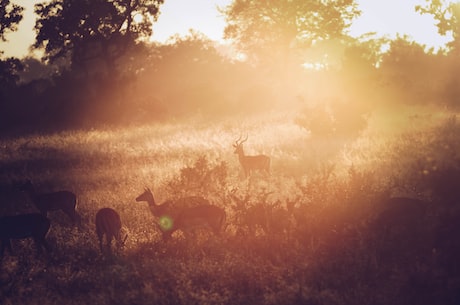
[233,134,248,156]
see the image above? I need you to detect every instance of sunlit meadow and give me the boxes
[1,109,459,305]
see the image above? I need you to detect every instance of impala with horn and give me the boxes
[233,135,270,177]
[136,188,226,241]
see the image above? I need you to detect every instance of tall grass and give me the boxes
[1,112,459,305]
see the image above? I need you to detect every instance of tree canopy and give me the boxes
[416,0,460,52]
[2,0,460,134]
[0,0,23,43]
[222,0,361,64]
[0,0,23,95]
[33,0,164,69]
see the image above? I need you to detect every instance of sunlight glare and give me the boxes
[151,0,231,43]
[133,13,144,23]
[302,62,326,71]
[159,216,174,231]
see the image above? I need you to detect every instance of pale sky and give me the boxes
[0,0,453,59]
[349,0,452,48]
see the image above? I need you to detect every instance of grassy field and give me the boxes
[1,111,459,305]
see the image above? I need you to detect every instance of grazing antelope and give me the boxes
[0,213,51,258]
[95,208,127,254]
[233,135,270,178]
[136,188,226,241]
[21,180,81,225]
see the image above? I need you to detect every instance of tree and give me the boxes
[416,1,460,108]
[0,0,24,95]
[0,0,23,43]
[416,0,460,52]
[0,57,21,95]
[33,0,164,74]
[222,0,360,65]
[135,32,237,118]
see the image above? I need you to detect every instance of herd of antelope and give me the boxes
[0,135,436,263]
[0,136,270,260]
[0,182,230,260]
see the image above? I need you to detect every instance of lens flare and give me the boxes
[159,215,174,231]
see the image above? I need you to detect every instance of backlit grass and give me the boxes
[1,111,459,305]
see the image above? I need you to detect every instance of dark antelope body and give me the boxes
[95,208,126,254]
[0,213,51,258]
[233,135,270,178]
[22,180,81,224]
[136,188,226,241]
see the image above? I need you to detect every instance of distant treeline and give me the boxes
[1,34,459,137]
[1,0,460,136]
[1,0,460,137]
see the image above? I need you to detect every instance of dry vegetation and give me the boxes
[0,111,459,305]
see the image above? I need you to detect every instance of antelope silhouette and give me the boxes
[233,135,270,178]
[0,213,51,258]
[136,188,226,241]
[95,207,127,254]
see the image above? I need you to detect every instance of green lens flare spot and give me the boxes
[159,216,173,231]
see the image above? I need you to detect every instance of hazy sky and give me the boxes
[0,0,452,58]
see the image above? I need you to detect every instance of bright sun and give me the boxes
[133,13,144,23]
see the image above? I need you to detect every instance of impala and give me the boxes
[233,135,270,177]
[95,208,127,254]
[0,213,51,258]
[136,188,226,241]
[21,180,81,225]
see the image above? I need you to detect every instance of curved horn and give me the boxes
[234,134,243,146]
[240,134,248,144]
[234,134,248,146]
